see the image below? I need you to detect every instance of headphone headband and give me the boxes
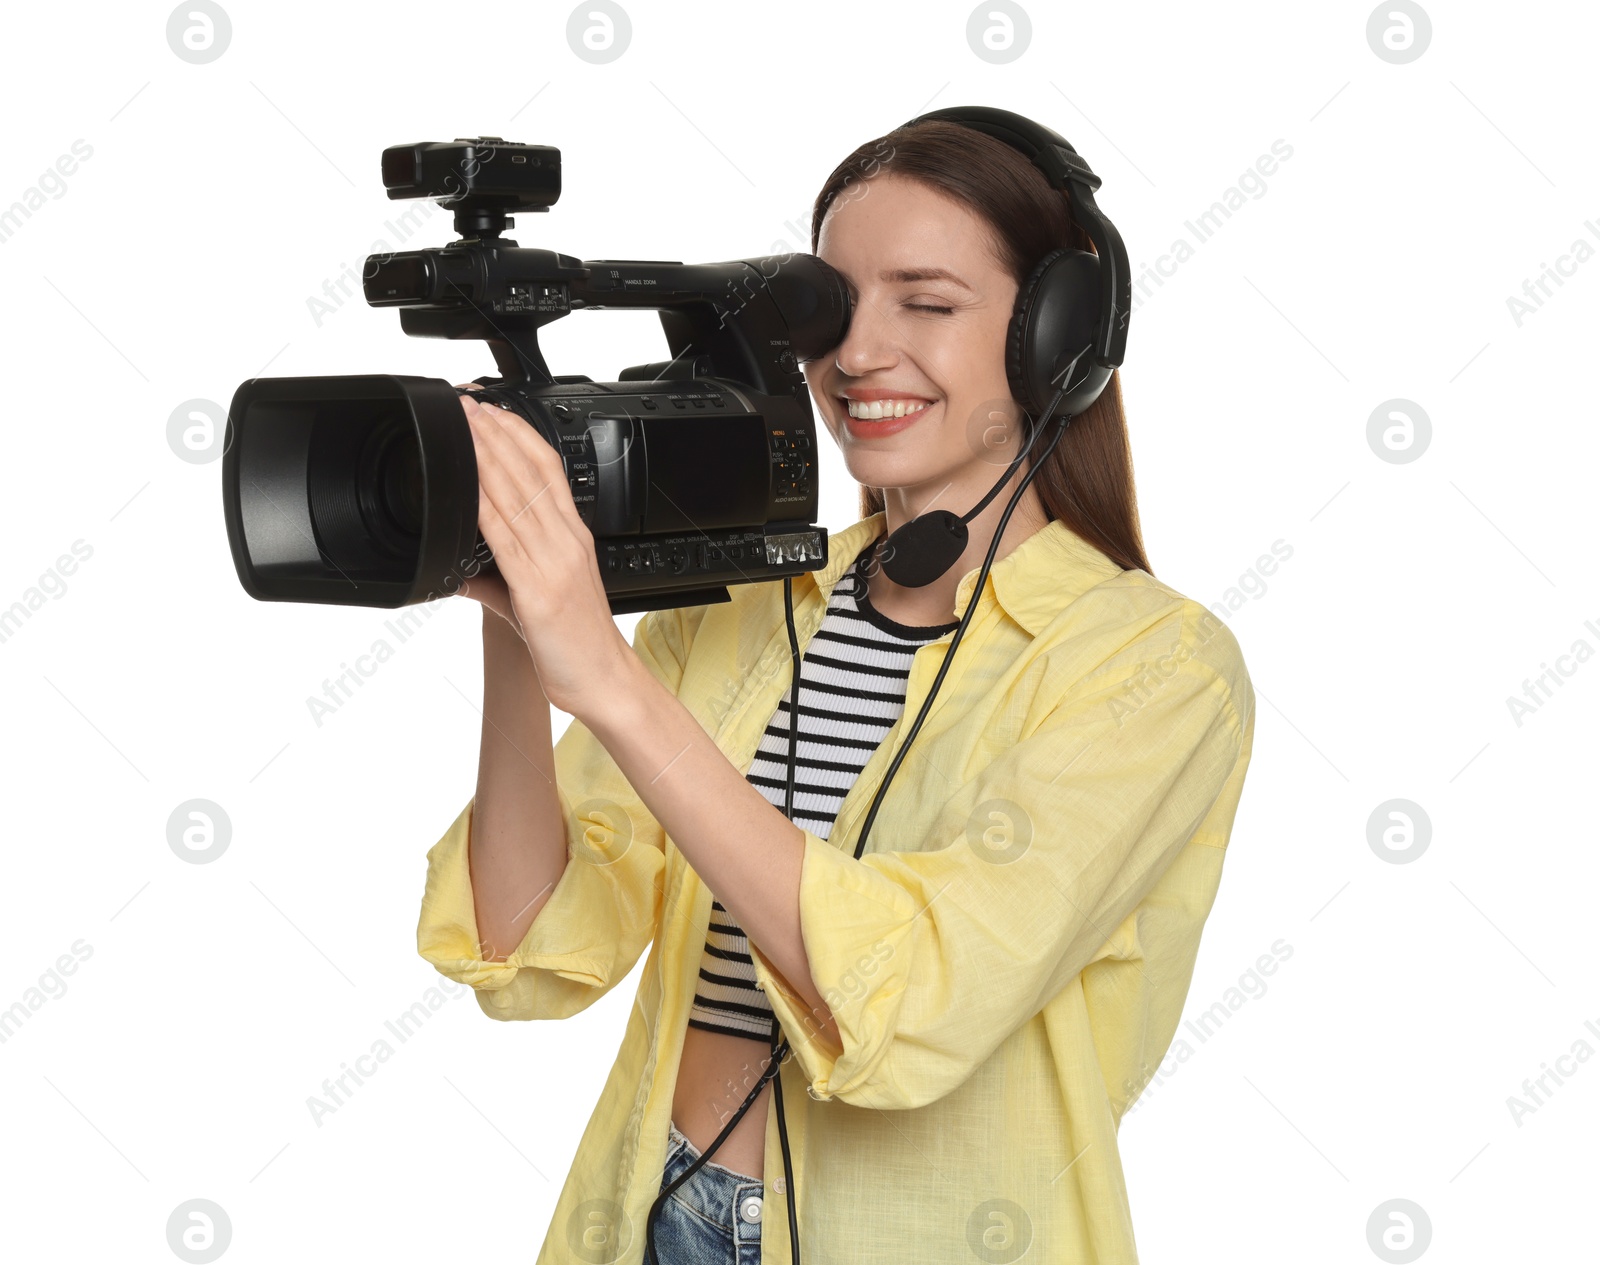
[898,105,1131,370]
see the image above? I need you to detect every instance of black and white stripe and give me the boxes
[687,536,959,1043]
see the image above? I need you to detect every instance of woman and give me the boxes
[417,118,1255,1265]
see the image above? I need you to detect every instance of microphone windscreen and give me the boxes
[880,511,969,588]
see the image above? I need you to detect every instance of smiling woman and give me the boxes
[415,110,1256,1265]
[805,121,1149,585]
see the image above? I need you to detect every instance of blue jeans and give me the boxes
[647,1121,763,1265]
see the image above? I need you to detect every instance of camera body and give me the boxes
[222,137,853,614]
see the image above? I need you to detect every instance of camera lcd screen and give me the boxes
[640,415,772,532]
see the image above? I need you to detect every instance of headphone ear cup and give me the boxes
[1006,247,1111,420]
[1005,248,1064,417]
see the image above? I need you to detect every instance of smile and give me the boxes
[840,397,934,420]
[840,398,937,438]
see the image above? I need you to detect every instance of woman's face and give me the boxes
[803,172,1027,510]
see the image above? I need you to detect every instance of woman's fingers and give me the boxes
[459,392,604,652]
[467,403,553,550]
[465,397,564,550]
[469,412,544,581]
[460,397,539,584]
[479,399,588,543]
[472,470,545,635]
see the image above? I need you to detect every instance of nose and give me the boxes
[833,293,908,378]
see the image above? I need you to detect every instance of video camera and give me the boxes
[221,136,853,615]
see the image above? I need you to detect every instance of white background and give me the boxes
[0,1,1594,1261]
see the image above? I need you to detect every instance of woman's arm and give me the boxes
[581,651,842,1053]
[468,604,568,963]
[443,389,797,1021]
[417,603,688,1021]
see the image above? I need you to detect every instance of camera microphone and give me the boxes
[875,397,1063,589]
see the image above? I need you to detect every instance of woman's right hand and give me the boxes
[451,384,526,641]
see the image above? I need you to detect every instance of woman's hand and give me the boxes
[450,385,520,630]
[458,387,633,720]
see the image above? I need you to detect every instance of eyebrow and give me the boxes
[834,266,975,294]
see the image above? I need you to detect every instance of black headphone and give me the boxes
[644,105,1131,1265]
[872,103,1131,588]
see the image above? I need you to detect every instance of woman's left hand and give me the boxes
[461,391,633,720]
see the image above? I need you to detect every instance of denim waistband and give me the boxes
[662,1122,764,1241]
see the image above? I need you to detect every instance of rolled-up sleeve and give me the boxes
[748,610,1253,1110]
[416,604,697,1021]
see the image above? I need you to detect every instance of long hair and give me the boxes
[811,119,1152,576]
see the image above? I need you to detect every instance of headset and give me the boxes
[644,104,1131,1265]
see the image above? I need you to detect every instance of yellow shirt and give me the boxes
[416,509,1256,1264]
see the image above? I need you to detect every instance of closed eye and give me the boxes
[906,303,953,314]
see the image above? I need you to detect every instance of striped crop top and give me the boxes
[686,533,961,1044]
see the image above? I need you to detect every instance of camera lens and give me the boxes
[225,375,486,606]
[374,423,425,538]
[356,417,424,557]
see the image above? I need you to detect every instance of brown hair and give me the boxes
[811,119,1152,576]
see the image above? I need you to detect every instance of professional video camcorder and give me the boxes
[221,136,853,615]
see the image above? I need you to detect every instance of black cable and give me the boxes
[643,1037,783,1265]
[849,388,1073,861]
[773,580,804,1261]
[642,585,806,1265]
[769,1014,800,1262]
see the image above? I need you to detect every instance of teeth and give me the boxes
[844,398,933,420]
